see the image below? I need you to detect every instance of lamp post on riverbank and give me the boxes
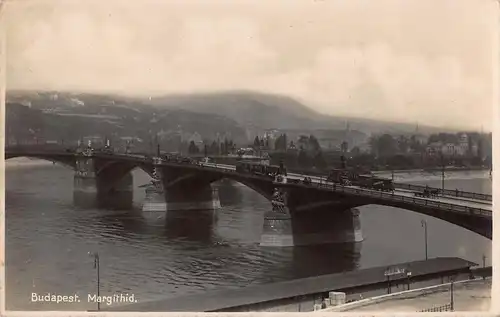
[88,252,100,311]
[406,271,412,290]
[482,254,487,280]
[440,152,445,195]
[421,219,428,260]
[450,276,455,311]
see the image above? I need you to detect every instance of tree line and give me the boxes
[188,139,236,155]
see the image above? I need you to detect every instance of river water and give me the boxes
[5,158,492,311]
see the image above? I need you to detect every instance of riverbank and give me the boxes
[322,277,491,312]
[105,257,478,312]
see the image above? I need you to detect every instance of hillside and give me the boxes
[142,91,450,135]
[5,95,248,147]
[6,90,457,147]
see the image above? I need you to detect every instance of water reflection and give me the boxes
[216,179,244,205]
[164,210,217,243]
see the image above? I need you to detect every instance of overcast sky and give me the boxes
[3,0,497,130]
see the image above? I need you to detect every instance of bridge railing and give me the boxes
[197,164,491,218]
[393,183,492,202]
[311,183,491,217]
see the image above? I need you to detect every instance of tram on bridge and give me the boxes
[327,168,395,192]
[235,161,286,178]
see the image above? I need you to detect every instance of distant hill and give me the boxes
[142,90,452,135]
[5,92,248,146]
[6,90,457,148]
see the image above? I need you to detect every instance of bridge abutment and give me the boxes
[260,187,363,247]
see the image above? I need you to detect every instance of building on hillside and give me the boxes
[413,134,428,144]
[426,141,467,157]
[458,133,469,155]
[263,129,279,149]
[189,132,204,147]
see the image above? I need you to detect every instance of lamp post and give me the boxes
[440,152,445,195]
[386,274,391,294]
[406,271,412,290]
[421,219,428,260]
[482,254,487,280]
[450,276,455,311]
[88,252,100,311]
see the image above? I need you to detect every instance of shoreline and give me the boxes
[372,167,489,175]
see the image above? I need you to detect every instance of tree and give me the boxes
[313,151,327,169]
[351,146,361,156]
[308,135,321,154]
[297,146,310,168]
[274,135,283,151]
[188,141,199,154]
[253,136,260,148]
[372,134,397,157]
[340,141,348,153]
[210,140,219,155]
[397,135,409,153]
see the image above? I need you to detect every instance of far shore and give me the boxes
[372,167,490,175]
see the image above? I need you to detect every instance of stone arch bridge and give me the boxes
[5,148,492,247]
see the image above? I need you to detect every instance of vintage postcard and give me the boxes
[1,0,496,314]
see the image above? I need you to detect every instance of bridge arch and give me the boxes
[345,199,491,239]
[96,160,155,179]
[218,177,274,201]
[162,168,275,201]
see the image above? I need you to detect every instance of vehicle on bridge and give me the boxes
[358,176,395,192]
[327,169,395,191]
[414,187,439,198]
[327,169,359,185]
[236,161,284,178]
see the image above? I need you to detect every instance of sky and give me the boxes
[2,0,498,130]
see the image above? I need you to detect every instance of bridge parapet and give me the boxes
[190,165,491,219]
[280,182,492,218]
[393,183,492,202]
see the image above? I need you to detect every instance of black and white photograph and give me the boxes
[2,0,495,313]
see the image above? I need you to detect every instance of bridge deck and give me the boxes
[105,257,477,312]
[203,163,491,206]
[6,150,491,214]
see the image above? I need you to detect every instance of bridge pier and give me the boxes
[164,185,221,212]
[260,187,363,247]
[73,156,133,209]
[160,167,221,212]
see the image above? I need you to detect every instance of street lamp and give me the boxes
[385,272,391,294]
[406,271,412,290]
[421,219,428,260]
[449,276,455,311]
[482,254,487,280]
[88,252,100,311]
[440,152,445,195]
